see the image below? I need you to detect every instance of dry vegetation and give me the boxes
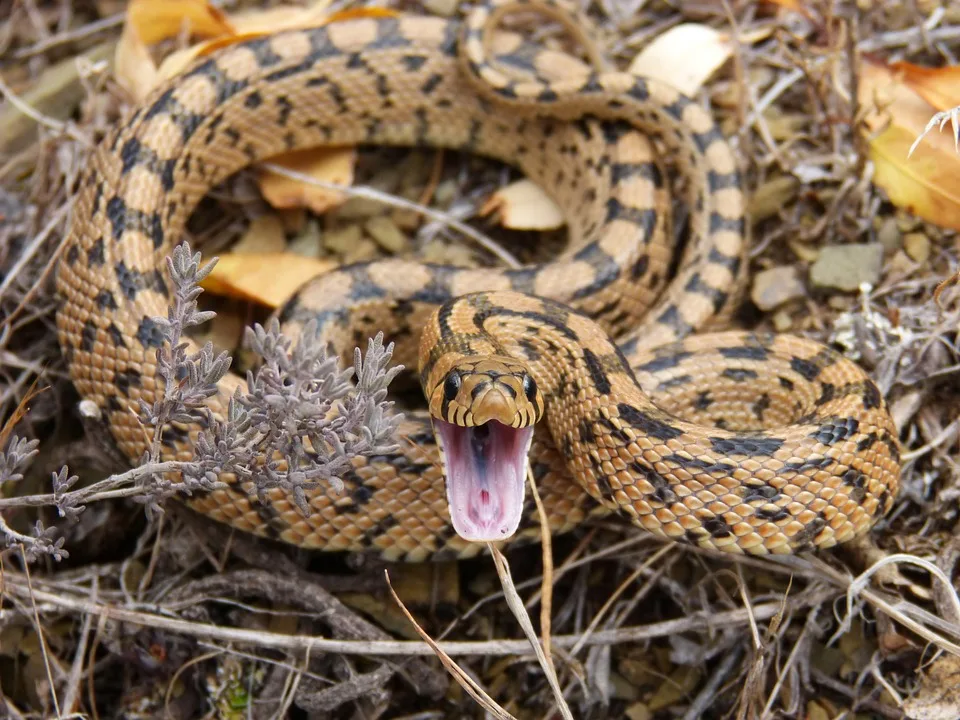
[2,0,960,718]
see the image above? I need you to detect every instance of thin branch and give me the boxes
[2,574,835,656]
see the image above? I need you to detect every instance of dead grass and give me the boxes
[2,0,960,718]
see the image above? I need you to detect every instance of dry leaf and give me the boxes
[115,23,160,100]
[903,654,960,720]
[629,24,733,97]
[116,0,234,99]
[259,147,356,214]
[202,253,335,307]
[859,58,960,230]
[889,62,960,112]
[126,0,233,44]
[480,179,564,231]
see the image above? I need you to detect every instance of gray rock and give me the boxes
[809,243,884,292]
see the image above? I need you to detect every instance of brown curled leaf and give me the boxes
[858,58,960,231]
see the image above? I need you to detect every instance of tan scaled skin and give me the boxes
[56,0,900,561]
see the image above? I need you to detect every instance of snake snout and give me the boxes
[427,356,544,428]
[470,384,521,426]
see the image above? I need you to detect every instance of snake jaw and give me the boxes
[433,418,534,542]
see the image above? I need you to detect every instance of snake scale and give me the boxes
[56,0,901,561]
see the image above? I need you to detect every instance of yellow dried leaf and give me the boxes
[126,0,234,45]
[629,24,733,97]
[859,58,960,230]
[115,23,160,100]
[202,253,336,307]
[116,0,233,98]
[258,147,356,214]
[480,179,564,231]
[889,61,960,112]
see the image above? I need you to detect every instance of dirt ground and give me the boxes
[1,0,959,718]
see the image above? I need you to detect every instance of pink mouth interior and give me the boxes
[433,419,534,542]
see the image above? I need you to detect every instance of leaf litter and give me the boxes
[1,0,960,718]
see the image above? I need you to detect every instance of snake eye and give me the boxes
[522,374,538,402]
[443,372,462,402]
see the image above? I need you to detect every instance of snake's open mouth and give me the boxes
[434,419,534,542]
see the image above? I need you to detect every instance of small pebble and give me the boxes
[618,658,658,687]
[391,207,422,230]
[789,240,819,263]
[887,249,917,276]
[420,239,475,266]
[625,702,652,720]
[365,215,410,253]
[896,214,920,233]
[749,176,800,221]
[772,310,794,332]
[342,238,379,264]
[877,216,902,253]
[323,224,362,255]
[805,701,831,720]
[397,152,431,194]
[764,113,807,142]
[750,265,806,310]
[610,673,640,701]
[433,178,457,206]
[809,243,883,291]
[335,196,384,219]
[367,166,401,194]
[648,667,701,711]
[903,232,930,263]
[287,220,322,257]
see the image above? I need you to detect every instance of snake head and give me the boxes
[425,357,544,543]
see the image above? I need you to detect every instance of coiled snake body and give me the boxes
[56,0,900,561]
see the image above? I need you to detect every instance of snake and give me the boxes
[55,0,901,562]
